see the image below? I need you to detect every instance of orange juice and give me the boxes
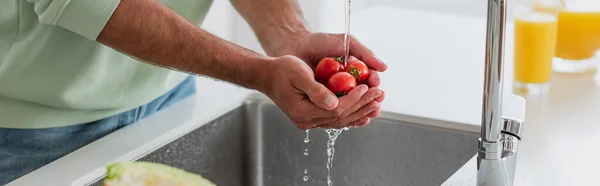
[555,10,600,60]
[514,12,558,83]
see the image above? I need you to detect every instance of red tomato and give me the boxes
[314,57,344,83]
[327,72,357,97]
[344,60,370,84]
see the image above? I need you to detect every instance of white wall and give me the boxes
[196,0,497,89]
[200,1,236,42]
[201,0,494,52]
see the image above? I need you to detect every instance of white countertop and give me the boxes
[9,5,600,186]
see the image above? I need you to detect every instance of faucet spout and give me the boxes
[481,0,507,145]
[477,0,526,185]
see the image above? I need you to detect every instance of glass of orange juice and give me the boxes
[553,0,600,74]
[513,0,561,95]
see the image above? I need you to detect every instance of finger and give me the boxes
[292,102,333,129]
[300,110,370,129]
[295,120,320,130]
[335,101,379,128]
[327,84,369,117]
[296,110,339,128]
[321,101,380,129]
[367,70,381,87]
[349,36,387,72]
[375,90,385,102]
[368,109,381,118]
[338,87,382,118]
[293,84,368,122]
[348,117,370,128]
[294,76,339,110]
[303,86,379,125]
[357,117,372,127]
[315,110,374,129]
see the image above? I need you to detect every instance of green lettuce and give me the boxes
[103,161,216,186]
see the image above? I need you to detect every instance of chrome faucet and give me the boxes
[478,0,526,185]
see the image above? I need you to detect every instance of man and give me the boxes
[0,0,386,184]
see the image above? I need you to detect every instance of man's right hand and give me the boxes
[258,55,383,130]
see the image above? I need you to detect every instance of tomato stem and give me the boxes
[334,56,345,63]
[335,92,346,97]
[348,66,361,78]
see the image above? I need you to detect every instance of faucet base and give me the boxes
[476,152,519,186]
[476,94,525,186]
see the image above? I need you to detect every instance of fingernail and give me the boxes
[360,117,371,126]
[372,91,382,99]
[325,94,338,109]
[359,85,369,95]
[371,101,381,110]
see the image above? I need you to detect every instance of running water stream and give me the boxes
[324,0,352,185]
[342,0,352,66]
[324,127,349,186]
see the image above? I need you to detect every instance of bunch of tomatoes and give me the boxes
[314,56,370,97]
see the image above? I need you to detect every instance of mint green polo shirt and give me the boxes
[0,0,214,128]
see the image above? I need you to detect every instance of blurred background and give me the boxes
[8,1,600,185]
[201,0,490,53]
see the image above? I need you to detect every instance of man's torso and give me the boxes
[0,0,214,128]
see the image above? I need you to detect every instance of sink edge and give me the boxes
[8,92,479,186]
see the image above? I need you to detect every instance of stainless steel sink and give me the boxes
[89,99,478,186]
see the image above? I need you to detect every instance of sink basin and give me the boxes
[81,99,478,186]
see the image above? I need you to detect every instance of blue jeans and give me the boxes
[0,76,197,185]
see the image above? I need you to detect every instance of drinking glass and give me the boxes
[513,0,561,95]
[553,0,600,74]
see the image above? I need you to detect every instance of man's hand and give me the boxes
[229,0,387,87]
[266,32,387,89]
[272,33,387,119]
[258,55,383,129]
[231,0,387,120]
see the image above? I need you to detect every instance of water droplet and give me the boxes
[302,130,310,182]
[304,130,310,143]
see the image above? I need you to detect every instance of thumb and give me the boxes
[296,77,339,110]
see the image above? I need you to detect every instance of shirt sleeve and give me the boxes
[27,0,121,40]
